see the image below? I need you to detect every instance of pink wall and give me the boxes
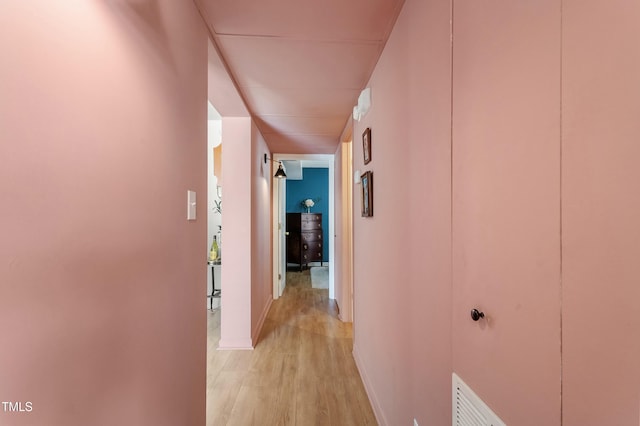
[451,1,562,424]
[403,0,453,420]
[355,0,640,424]
[562,0,640,424]
[0,2,207,425]
[219,117,253,349]
[352,19,412,424]
[218,117,273,349]
[351,0,452,424]
[251,121,273,344]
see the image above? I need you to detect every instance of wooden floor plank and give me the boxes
[206,270,378,426]
[206,371,246,426]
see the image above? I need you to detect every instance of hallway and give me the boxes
[206,271,377,425]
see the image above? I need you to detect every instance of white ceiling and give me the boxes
[196,0,405,154]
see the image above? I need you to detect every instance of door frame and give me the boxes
[272,154,335,299]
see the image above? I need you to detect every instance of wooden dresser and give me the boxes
[286,213,323,271]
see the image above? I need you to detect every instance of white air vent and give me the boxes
[452,373,506,426]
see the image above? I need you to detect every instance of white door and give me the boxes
[277,178,286,296]
[272,176,287,299]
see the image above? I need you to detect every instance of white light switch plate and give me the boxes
[187,190,196,220]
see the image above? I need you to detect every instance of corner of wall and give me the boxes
[252,297,273,346]
[352,344,388,426]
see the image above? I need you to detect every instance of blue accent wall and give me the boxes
[286,168,329,261]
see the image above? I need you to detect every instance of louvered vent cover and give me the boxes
[452,373,506,426]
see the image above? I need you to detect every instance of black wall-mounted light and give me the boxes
[264,154,287,179]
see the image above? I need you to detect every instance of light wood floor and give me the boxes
[206,270,377,426]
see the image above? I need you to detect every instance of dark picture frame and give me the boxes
[362,127,372,165]
[361,171,373,217]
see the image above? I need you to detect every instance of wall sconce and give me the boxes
[264,154,287,179]
[352,87,371,122]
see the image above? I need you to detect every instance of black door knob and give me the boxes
[470,309,485,321]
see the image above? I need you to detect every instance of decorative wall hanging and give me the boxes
[361,171,373,217]
[362,128,372,165]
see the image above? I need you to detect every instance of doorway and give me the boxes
[271,154,335,299]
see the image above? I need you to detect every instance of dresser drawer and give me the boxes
[301,231,322,242]
[301,248,323,262]
[301,241,322,252]
[301,220,322,231]
[302,214,322,222]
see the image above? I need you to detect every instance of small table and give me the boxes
[207,259,221,310]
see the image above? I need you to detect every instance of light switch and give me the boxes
[187,190,196,220]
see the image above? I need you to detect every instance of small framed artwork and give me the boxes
[362,127,372,165]
[361,171,373,217]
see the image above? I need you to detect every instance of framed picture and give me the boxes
[361,171,373,217]
[362,128,371,165]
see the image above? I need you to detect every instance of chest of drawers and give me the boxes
[286,213,323,271]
